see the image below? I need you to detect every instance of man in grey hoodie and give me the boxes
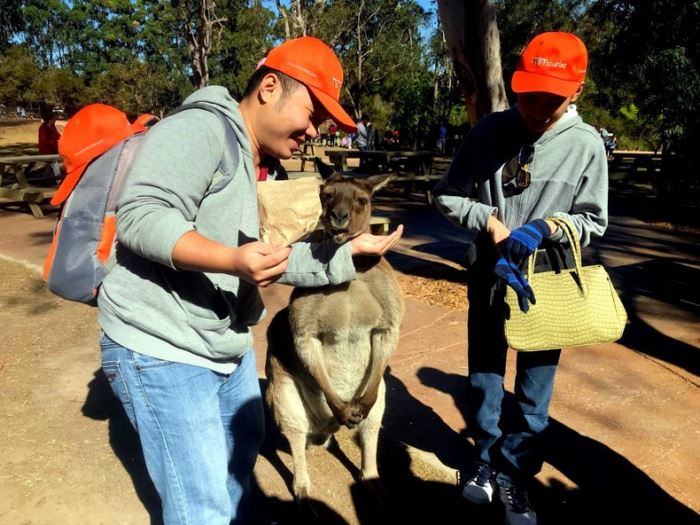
[97,36,402,524]
[434,32,607,525]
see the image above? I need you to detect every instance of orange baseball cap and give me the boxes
[52,104,143,205]
[511,32,588,98]
[133,113,159,129]
[260,36,357,133]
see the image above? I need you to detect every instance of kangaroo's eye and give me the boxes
[321,192,333,202]
[357,197,368,206]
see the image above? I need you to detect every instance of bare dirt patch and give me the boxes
[396,271,467,311]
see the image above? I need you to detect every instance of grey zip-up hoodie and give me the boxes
[434,105,608,247]
[98,86,355,373]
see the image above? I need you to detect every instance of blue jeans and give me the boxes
[466,245,561,484]
[100,333,265,524]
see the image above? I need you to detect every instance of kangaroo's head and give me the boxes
[314,158,391,244]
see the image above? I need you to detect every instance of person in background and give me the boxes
[318,119,329,145]
[434,32,607,525]
[436,123,447,154]
[38,107,61,155]
[97,36,402,524]
[356,114,370,151]
[328,121,338,146]
[37,107,63,179]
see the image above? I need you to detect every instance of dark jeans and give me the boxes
[466,240,571,484]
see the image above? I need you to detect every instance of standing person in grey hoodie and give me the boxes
[433,32,607,525]
[97,36,403,525]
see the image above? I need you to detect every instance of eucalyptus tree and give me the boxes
[168,0,227,88]
[437,0,507,122]
[209,0,277,99]
[0,0,23,52]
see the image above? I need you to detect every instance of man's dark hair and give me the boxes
[40,105,55,122]
[243,66,304,105]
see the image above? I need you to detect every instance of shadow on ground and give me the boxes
[81,369,163,525]
[419,366,700,525]
[0,142,40,156]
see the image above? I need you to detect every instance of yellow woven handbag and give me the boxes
[504,217,627,351]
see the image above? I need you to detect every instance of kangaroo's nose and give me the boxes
[330,209,350,226]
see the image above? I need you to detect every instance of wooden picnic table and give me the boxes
[0,154,63,218]
[326,149,435,174]
[608,150,662,185]
[325,148,362,171]
[291,142,319,171]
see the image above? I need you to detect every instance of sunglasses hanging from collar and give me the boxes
[502,144,534,196]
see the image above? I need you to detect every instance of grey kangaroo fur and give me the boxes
[265,158,405,500]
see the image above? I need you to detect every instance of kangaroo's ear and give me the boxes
[314,157,336,180]
[365,173,392,194]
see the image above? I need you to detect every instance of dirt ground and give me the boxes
[1,121,699,524]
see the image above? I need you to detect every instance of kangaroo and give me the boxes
[265,159,405,501]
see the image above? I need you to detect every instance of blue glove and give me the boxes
[495,256,536,313]
[501,219,550,263]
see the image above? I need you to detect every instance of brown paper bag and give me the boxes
[257,177,322,246]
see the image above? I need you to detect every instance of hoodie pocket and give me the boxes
[184,286,233,338]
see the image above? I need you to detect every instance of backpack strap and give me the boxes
[167,102,240,194]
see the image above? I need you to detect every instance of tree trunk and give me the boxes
[180,0,226,89]
[437,0,507,122]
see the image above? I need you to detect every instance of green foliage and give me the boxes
[211,1,276,99]
[587,0,699,197]
[447,104,469,128]
[87,61,186,115]
[388,72,433,148]
[29,67,87,112]
[0,46,40,106]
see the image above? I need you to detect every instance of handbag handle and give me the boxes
[525,217,588,296]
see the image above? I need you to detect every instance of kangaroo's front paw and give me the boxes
[332,401,365,429]
[354,397,375,419]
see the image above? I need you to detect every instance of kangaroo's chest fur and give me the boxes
[289,257,404,400]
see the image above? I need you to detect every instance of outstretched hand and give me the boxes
[350,225,404,256]
[494,256,536,313]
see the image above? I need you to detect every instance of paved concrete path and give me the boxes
[0,182,698,524]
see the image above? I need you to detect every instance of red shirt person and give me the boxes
[38,110,61,154]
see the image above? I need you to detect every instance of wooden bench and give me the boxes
[609,150,662,184]
[0,154,62,217]
[369,215,391,235]
[291,154,317,171]
[388,151,443,204]
[291,142,319,171]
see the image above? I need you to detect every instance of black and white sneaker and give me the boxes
[498,482,537,525]
[461,463,496,504]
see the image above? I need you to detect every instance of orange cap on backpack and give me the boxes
[51,104,143,205]
[133,113,159,129]
[511,32,588,98]
[259,36,357,133]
